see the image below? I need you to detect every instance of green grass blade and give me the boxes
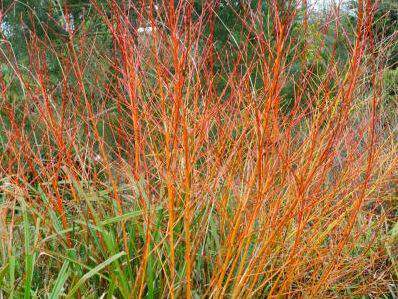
[9,255,16,298]
[21,199,34,299]
[66,251,126,298]
[49,260,70,299]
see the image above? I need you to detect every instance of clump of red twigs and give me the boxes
[0,0,397,297]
